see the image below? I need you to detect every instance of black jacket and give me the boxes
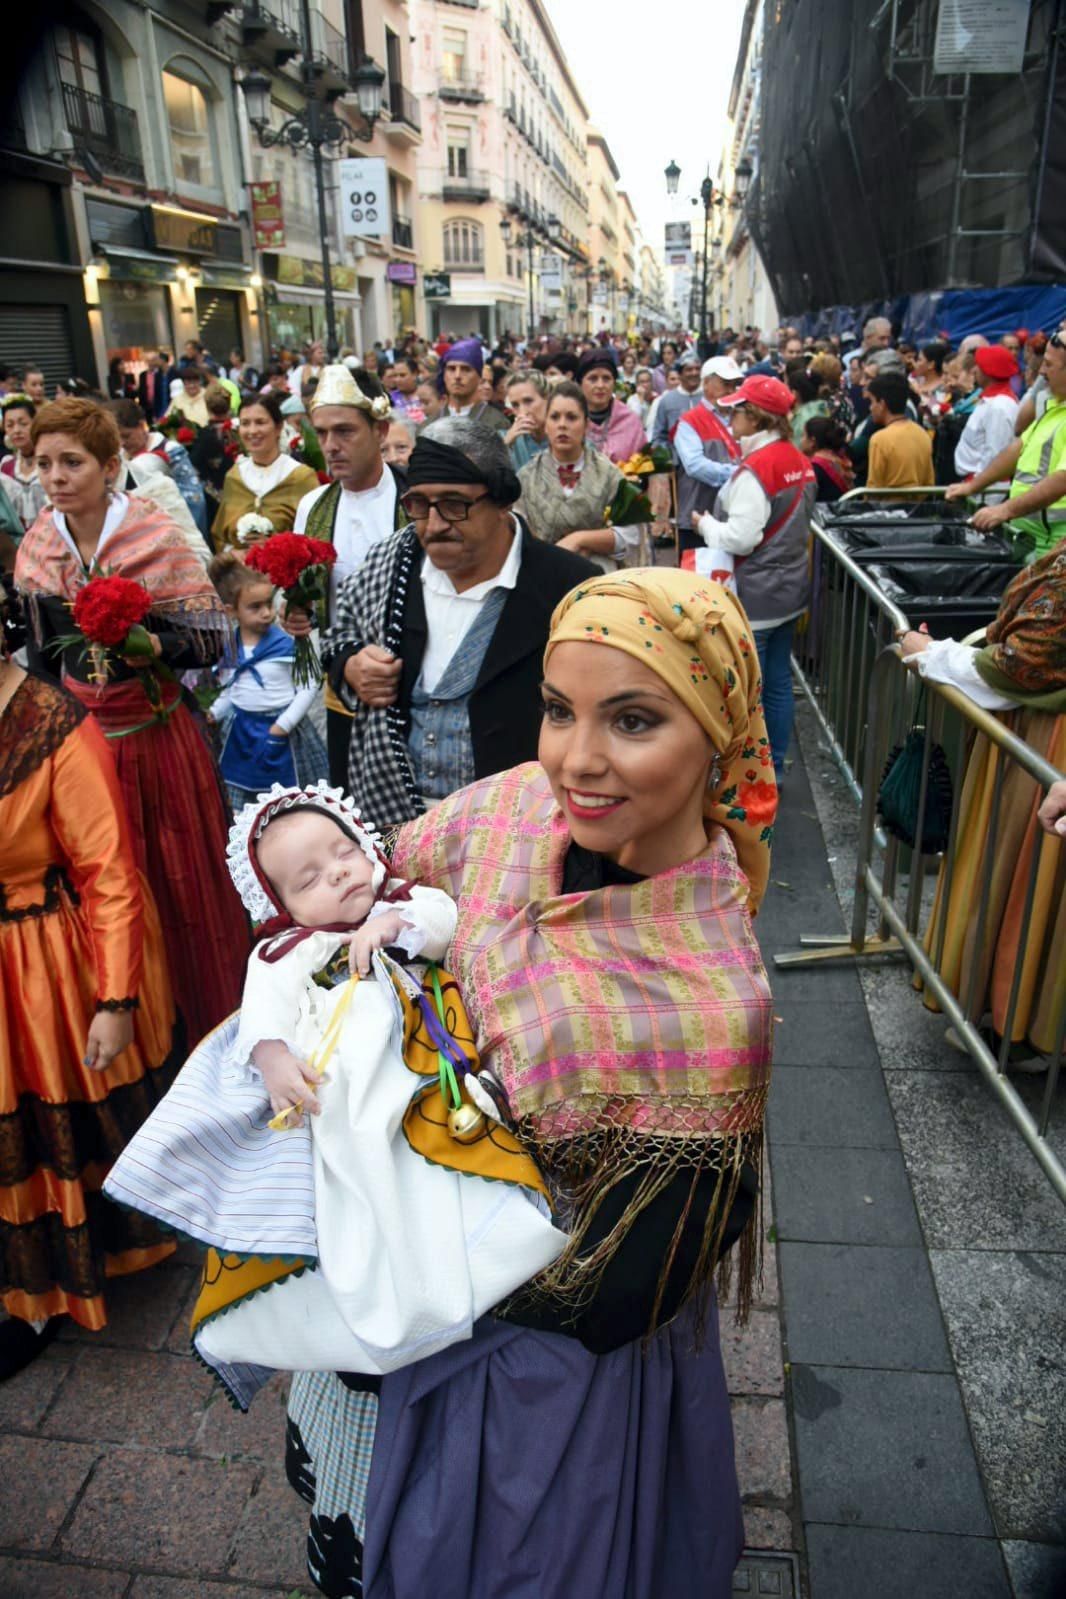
[397,528,596,779]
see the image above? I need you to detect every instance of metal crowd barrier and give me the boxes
[794,484,1004,804]
[780,511,1065,1200]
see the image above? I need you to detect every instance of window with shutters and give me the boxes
[441,28,466,84]
[443,218,483,269]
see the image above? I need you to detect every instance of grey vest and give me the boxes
[407,588,507,802]
[677,405,739,528]
[715,444,816,624]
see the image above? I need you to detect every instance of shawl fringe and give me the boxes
[507,1110,766,1333]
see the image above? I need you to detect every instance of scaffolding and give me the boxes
[748,0,1066,316]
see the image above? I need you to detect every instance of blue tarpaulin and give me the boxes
[787,284,1066,345]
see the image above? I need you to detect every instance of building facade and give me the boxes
[4,0,256,390]
[716,0,777,335]
[1,0,419,390]
[409,0,591,343]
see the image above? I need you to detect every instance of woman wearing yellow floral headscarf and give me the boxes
[284,569,776,1599]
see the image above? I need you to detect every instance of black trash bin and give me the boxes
[849,541,1020,637]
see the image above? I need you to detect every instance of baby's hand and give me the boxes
[349,909,407,976]
[252,1038,322,1125]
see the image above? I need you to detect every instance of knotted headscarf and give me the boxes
[545,569,776,912]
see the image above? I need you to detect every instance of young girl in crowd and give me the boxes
[206,550,328,810]
[105,781,564,1408]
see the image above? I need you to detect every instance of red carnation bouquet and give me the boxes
[244,532,337,687]
[54,572,168,707]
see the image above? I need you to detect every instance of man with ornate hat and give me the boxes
[321,417,596,829]
[441,339,509,431]
[291,364,409,784]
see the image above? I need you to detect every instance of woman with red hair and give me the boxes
[15,398,248,1042]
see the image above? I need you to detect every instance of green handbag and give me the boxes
[877,689,954,853]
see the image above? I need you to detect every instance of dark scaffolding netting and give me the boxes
[749,0,1066,316]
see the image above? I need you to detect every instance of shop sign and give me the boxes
[200,266,253,291]
[934,0,1031,74]
[540,256,563,299]
[664,221,691,253]
[104,257,175,284]
[387,261,417,285]
[424,272,452,299]
[149,204,218,256]
[274,254,357,293]
[338,157,390,240]
[249,181,285,249]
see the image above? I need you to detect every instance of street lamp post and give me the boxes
[240,0,384,359]
[499,210,561,345]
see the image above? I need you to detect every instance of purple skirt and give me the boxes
[363,1298,744,1599]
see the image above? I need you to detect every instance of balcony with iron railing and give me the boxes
[391,212,413,249]
[61,81,144,182]
[438,69,484,102]
[306,8,349,94]
[441,168,491,202]
[386,81,421,134]
[241,0,301,68]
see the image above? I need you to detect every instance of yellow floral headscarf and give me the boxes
[545,569,777,913]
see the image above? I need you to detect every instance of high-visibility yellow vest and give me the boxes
[1009,396,1066,555]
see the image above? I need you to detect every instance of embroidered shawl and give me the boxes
[975,543,1066,704]
[516,446,623,544]
[16,497,226,650]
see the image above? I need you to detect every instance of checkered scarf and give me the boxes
[321,526,425,831]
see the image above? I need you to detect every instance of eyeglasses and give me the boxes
[401,490,489,523]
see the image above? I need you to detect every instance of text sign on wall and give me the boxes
[339,157,390,240]
[665,221,691,252]
[933,0,1031,74]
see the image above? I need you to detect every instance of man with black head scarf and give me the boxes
[322,417,596,827]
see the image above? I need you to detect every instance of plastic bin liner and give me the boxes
[855,546,1019,601]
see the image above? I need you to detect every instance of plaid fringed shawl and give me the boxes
[16,497,226,653]
[393,761,774,1324]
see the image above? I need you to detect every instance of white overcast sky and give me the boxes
[543,0,747,251]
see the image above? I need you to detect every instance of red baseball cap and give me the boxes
[974,346,1019,381]
[718,374,795,416]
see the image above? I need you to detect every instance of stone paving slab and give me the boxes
[1001,1539,1066,1599]
[790,1363,994,1536]
[885,1071,1066,1253]
[60,1452,260,1572]
[57,1264,197,1353]
[0,1555,132,1597]
[929,1249,1066,1544]
[771,1144,923,1248]
[768,1001,877,1068]
[778,1242,952,1371]
[769,1064,899,1149]
[804,1525,1011,1599]
[41,1347,215,1450]
[0,1435,98,1553]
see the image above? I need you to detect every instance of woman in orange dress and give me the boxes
[0,591,184,1374]
[15,397,248,1042]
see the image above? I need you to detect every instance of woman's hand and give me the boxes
[898,629,932,659]
[944,482,969,502]
[1037,778,1066,837]
[84,1008,134,1071]
[349,909,407,976]
[252,1038,322,1123]
[123,632,162,665]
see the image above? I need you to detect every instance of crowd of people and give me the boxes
[0,304,1062,1599]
